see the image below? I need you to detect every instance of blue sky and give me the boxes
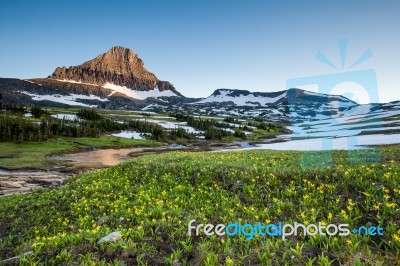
[0,0,399,103]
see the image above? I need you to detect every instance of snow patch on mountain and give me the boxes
[53,79,98,86]
[47,79,179,100]
[302,90,354,103]
[19,91,108,107]
[196,89,287,106]
[341,104,374,117]
[103,83,178,100]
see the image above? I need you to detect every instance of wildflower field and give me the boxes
[0,149,399,265]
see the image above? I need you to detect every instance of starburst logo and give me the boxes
[315,39,373,71]
[286,39,382,167]
[312,39,377,105]
[287,39,379,105]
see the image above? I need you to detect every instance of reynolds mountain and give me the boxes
[0,47,187,108]
[50,46,178,93]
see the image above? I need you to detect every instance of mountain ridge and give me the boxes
[193,88,357,107]
[0,46,377,120]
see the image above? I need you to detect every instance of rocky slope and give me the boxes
[50,46,179,94]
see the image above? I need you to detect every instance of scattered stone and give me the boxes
[0,251,33,265]
[31,176,63,182]
[96,216,110,225]
[172,259,182,266]
[51,181,62,187]
[0,187,32,195]
[0,181,24,188]
[97,231,122,245]
[30,178,64,187]
[24,183,41,188]
[0,171,69,196]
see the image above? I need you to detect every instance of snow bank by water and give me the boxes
[111,131,144,139]
[51,114,80,121]
[141,119,202,134]
[244,134,400,151]
[290,108,400,138]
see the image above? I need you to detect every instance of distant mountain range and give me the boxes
[1,46,397,122]
[196,88,356,107]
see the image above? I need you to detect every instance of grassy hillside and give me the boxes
[0,149,399,265]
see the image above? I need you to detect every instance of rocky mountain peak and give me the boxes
[50,47,178,93]
[89,46,143,72]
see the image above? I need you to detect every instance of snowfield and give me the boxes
[103,83,178,100]
[19,92,108,107]
[253,102,400,150]
[54,79,98,86]
[288,108,400,138]
[244,134,400,151]
[51,114,80,121]
[140,119,203,134]
[111,130,145,139]
[50,79,179,100]
[196,90,287,106]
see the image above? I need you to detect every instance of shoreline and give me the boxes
[0,140,248,196]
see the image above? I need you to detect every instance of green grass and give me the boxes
[0,112,42,123]
[25,107,164,117]
[245,128,283,140]
[0,137,163,169]
[41,107,80,114]
[0,148,399,265]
